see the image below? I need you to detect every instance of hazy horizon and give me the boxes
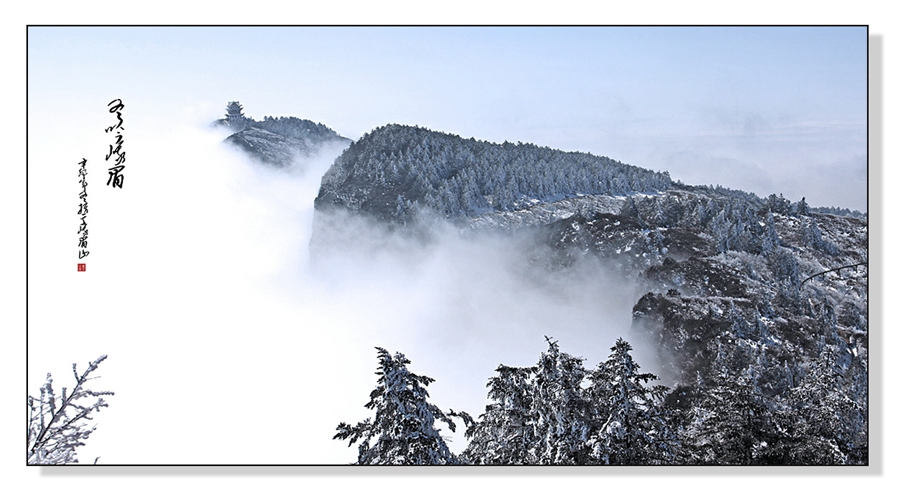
[28,26,867,211]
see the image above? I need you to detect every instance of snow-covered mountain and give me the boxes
[223,113,868,465]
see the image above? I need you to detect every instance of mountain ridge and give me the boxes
[315,123,676,223]
[219,110,869,464]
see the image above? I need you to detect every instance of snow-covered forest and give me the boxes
[315,122,868,466]
[338,332,865,465]
[316,124,675,221]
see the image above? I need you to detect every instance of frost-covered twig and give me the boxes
[27,355,114,464]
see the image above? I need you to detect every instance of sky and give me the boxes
[14,18,888,492]
[28,26,867,210]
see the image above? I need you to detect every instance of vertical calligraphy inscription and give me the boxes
[77,157,89,269]
[105,99,125,188]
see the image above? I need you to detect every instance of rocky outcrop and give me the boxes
[225,127,310,167]
[216,109,351,168]
[532,190,868,396]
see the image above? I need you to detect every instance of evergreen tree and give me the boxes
[334,348,458,465]
[778,346,867,464]
[529,337,593,464]
[769,247,801,285]
[462,337,593,465]
[460,364,537,464]
[687,356,783,465]
[802,218,839,255]
[761,210,780,253]
[766,193,792,215]
[587,338,678,465]
[794,197,810,216]
[710,210,733,253]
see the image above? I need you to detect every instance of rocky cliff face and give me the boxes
[540,192,868,388]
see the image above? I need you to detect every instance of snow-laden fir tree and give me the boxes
[459,364,537,464]
[27,355,114,464]
[802,218,840,255]
[765,193,792,215]
[587,338,678,465]
[529,337,593,464]
[334,347,459,465]
[461,337,594,465]
[460,337,594,465]
[463,337,677,465]
[777,345,867,465]
[684,345,784,465]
